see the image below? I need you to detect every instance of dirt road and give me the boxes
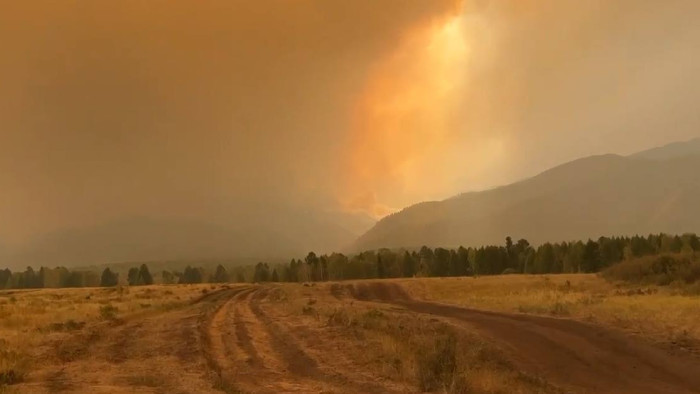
[345,282,700,394]
[15,282,700,393]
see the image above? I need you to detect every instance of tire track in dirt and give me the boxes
[199,286,252,393]
[278,317,410,393]
[248,289,323,377]
[106,322,144,364]
[206,287,327,393]
[346,282,700,394]
[230,289,262,367]
[33,286,245,393]
[247,288,392,393]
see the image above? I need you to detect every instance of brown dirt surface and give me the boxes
[10,281,700,393]
[13,285,404,393]
[342,281,700,394]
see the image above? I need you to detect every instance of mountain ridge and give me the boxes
[353,139,700,251]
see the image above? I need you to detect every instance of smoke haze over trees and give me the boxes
[3,233,698,290]
[1,2,700,268]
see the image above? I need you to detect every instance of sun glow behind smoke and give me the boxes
[343,12,469,218]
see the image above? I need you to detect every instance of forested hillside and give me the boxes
[354,139,700,251]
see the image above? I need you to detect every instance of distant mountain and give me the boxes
[4,210,375,269]
[630,137,700,160]
[353,139,700,251]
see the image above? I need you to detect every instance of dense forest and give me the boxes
[1,233,698,289]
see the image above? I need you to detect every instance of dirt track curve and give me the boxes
[23,285,404,394]
[17,283,700,393]
[346,282,700,394]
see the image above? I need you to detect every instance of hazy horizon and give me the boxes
[2,1,700,267]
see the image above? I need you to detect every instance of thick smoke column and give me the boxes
[1,0,699,266]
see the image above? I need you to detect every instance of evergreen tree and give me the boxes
[328,253,348,280]
[64,271,84,287]
[212,264,229,283]
[433,248,451,277]
[23,266,42,288]
[534,244,555,274]
[161,270,176,284]
[253,262,270,282]
[305,252,319,281]
[138,264,154,285]
[0,268,11,289]
[320,256,329,281]
[582,240,601,272]
[376,255,385,279]
[418,246,434,276]
[181,266,203,284]
[127,267,139,286]
[100,268,119,287]
[288,259,299,282]
[456,246,470,276]
[564,241,584,272]
[514,239,532,273]
[401,251,416,277]
[236,270,246,283]
[271,269,279,282]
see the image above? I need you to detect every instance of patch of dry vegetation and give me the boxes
[398,273,700,353]
[602,254,700,291]
[272,284,559,393]
[0,284,220,390]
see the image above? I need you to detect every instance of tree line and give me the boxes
[1,233,698,289]
[0,263,241,289]
[254,233,700,282]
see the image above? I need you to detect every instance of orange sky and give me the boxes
[345,8,469,216]
[1,0,700,260]
[342,0,700,217]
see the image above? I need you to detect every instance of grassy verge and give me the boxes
[398,273,700,353]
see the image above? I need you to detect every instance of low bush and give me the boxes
[0,345,27,387]
[47,319,85,332]
[602,254,700,286]
[99,304,119,320]
[416,333,460,392]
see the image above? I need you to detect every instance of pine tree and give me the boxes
[181,266,203,284]
[212,265,229,283]
[23,266,42,288]
[127,267,139,286]
[582,240,601,273]
[305,252,319,281]
[376,255,385,279]
[401,251,416,277]
[236,270,246,283]
[161,270,176,284]
[138,264,154,285]
[253,262,270,282]
[0,269,11,289]
[100,268,119,287]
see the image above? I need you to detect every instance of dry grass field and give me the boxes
[1,275,700,393]
[0,284,221,392]
[398,274,700,354]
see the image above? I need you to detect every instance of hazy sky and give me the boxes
[1,0,699,253]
